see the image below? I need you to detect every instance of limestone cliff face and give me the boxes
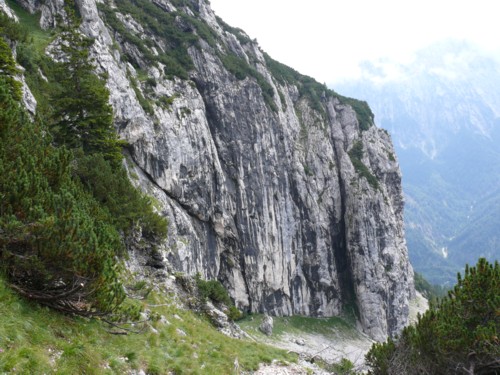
[7,0,414,340]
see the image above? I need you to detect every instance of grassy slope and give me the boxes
[0,278,295,374]
[5,0,51,50]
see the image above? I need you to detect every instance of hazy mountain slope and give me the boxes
[337,40,500,284]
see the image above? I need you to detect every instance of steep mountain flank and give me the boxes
[4,0,414,340]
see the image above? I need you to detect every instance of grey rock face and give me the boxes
[19,71,36,114]
[15,0,66,29]
[8,0,414,341]
[0,0,17,19]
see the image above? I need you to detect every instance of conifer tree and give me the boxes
[1,5,166,317]
[51,2,124,165]
[366,258,500,375]
[0,76,126,315]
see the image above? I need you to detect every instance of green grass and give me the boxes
[5,0,52,51]
[237,314,357,340]
[0,278,296,374]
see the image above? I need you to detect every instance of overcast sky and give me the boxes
[209,0,500,85]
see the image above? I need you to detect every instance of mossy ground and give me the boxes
[0,278,296,374]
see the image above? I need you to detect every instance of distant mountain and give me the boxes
[336,40,500,285]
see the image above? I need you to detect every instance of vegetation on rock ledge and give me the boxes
[264,52,374,129]
[348,140,379,190]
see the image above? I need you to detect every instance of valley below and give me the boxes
[337,40,500,285]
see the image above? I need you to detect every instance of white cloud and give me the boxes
[209,0,500,83]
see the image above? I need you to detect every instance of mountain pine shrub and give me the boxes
[366,258,500,375]
[0,7,166,317]
[0,78,126,315]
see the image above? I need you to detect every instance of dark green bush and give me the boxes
[74,153,168,238]
[366,258,500,375]
[365,339,397,375]
[349,140,364,160]
[195,274,243,321]
[0,6,166,318]
[0,78,125,316]
[330,358,356,375]
[195,274,232,306]
[0,11,27,42]
[226,305,243,321]
[0,34,22,100]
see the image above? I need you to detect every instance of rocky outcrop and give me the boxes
[0,0,17,19]
[259,315,274,336]
[15,0,66,29]
[4,0,414,341]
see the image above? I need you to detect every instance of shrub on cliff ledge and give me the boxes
[348,140,379,190]
[195,273,242,320]
[195,273,232,307]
